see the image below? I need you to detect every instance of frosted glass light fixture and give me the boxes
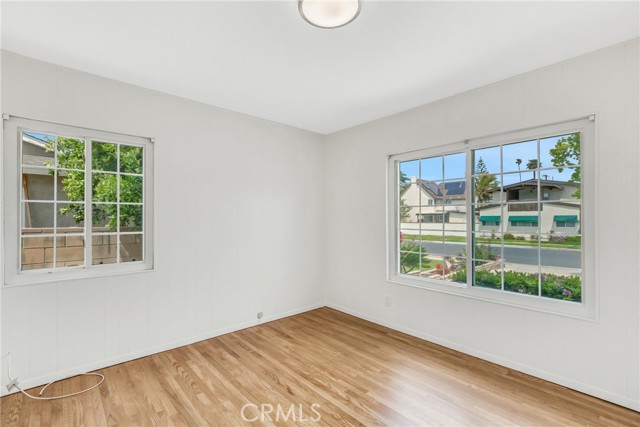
[299,0,361,29]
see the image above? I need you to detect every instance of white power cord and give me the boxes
[5,352,105,400]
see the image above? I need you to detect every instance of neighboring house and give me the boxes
[477,179,580,236]
[400,177,467,236]
[400,176,580,238]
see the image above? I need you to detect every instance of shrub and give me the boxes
[514,236,525,241]
[503,233,515,240]
[445,269,581,302]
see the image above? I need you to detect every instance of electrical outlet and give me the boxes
[6,377,19,392]
[257,312,264,320]
[385,296,391,307]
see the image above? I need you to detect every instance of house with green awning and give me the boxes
[475,179,580,237]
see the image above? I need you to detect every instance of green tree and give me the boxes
[549,133,581,198]
[474,157,498,203]
[526,159,540,179]
[399,170,411,222]
[46,138,143,231]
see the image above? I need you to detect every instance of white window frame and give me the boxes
[3,116,155,285]
[386,117,596,319]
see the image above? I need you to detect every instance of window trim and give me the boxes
[3,116,155,286]
[386,117,596,320]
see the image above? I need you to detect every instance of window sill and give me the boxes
[387,274,597,322]
[4,265,156,287]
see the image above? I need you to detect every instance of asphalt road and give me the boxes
[406,240,581,268]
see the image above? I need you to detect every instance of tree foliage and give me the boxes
[526,159,540,178]
[399,171,411,222]
[474,157,498,203]
[45,138,143,231]
[549,133,581,198]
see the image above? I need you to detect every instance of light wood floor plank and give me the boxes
[2,307,639,426]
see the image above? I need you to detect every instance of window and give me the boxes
[388,117,595,317]
[4,117,154,284]
[419,213,450,223]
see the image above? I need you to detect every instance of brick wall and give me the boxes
[21,227,142,270]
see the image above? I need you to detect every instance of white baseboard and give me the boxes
[1,302,324,397]
[326,303,640,412]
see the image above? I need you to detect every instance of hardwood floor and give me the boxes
[1,307,639,426]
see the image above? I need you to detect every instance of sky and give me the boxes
[400,134,579,184]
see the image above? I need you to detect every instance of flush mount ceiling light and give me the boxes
[299,0,361,29]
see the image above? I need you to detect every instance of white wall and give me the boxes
[0,50,325,393]
[323,40,640,410]
[1,41,639,412]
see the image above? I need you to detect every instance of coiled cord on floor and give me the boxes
[5,353,105,400]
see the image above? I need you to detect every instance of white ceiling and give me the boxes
[2,1,638,134]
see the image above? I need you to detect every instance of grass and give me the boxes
[402,234,581,250]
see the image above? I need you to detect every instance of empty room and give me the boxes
[0,1,639,426]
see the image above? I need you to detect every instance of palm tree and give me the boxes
[474,157,498,203]
[526,159,539,179]
[515,158,522,180]
[475,174,498,203]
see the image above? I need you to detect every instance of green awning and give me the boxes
[508,216,538,222]
[554,215,578,222]
[480,216,501,222]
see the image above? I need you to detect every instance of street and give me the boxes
[405,240,581,268]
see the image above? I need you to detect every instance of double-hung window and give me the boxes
[388,117,595,317]
[3,117,154,284]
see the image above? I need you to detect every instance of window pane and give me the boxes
[472,174,501,205]
[502,230,540,296]
[120,175,143,203]
[473,146,500,174]
[56,202,84,231]
[21,237,53,271]
[22,170,55,201]
[399,160,419,227]
[399,248,423,276]
[56,137,85,170]
[92,233,117,265]
[474,204,503,233]
[119,234,143,263]
[502,140,537,174]
[92,141,118,171]
[92,173,117,202]
[55,238,84,269]
[421,255,445,279]
[58,170,84,201]
[22,202,54,230]
[120,145,143,174]
[92,204,117,233]
[445,256,467,284]
[120,205,143,232]
[540,133,580,169]
[503,269,540,296]
[444,152,466,180]
[420,156,443,182]
[22,133,55,167]
[503,171,538,204]
[540,268,581,302]
[540,167,580,202]
[473,260,502,289]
